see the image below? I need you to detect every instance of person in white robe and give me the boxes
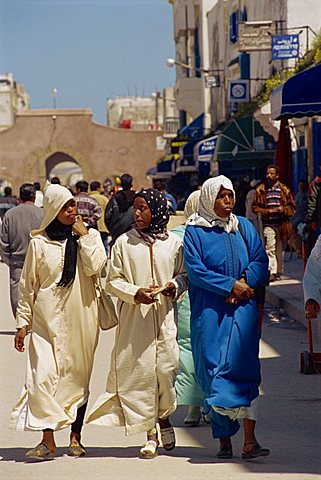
[10,182,106,461]
[86,188,188,459]
[303,234,321,319]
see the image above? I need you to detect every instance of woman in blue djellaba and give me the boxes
[183,175,270,460]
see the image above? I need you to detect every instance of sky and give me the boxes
[0,0,175,124]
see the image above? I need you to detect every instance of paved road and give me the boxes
[1,262,321,480]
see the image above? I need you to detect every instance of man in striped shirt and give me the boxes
[252,165,296,281]
[74,180,102,228]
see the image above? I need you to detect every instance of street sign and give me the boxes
[228,80,249,102]
[272,34,299,60]
[238,21,272,52]
[205,75,220,88]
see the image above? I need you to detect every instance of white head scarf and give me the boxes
[31,181,73,236]
[187,175,239,232]
[183,190,201,220]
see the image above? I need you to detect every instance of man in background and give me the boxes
[0,183,44,316]
[105,173,135,247]
[89,181,109,255]
[252,165,295,281]
[74,180,102,228]
[0,186,18,222]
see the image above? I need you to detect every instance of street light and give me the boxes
[166,57,211,74]
[52,87,58,109]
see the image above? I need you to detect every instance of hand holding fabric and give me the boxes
[134,288,158,305]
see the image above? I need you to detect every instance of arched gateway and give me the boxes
[0,109,163,193]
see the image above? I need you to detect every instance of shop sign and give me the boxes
[272,35,299,59]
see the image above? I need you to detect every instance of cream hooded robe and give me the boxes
[10,184,106,431]
[86,228,188,435]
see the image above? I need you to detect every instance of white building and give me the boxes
[0,73,30,131]
[106,96,164,131]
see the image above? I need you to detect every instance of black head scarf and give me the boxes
[135,188,169,241]
[45,217,79,287]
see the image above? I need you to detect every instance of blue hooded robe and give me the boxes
[183,216,268,438]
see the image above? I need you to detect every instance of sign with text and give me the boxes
[272,34,299,59]
[205,75,220,88]
[239,22,272,52]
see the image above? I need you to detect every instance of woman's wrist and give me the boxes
[16,325,30,335]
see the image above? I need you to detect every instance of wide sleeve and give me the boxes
[239,218,269,288]
[106,240,141,304]
[183,227,235,297]
[16,240,40,329]
[171,242,188,300]
[78,229,107,276]
[303,252,321,307]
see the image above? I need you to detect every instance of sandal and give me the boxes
[139,440,159,459]
[216,445,233,459]
[242,443,270,460]
[67,439,86,457]
[25,442,55,461]
[160,426,176,451]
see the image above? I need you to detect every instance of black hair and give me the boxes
[19,183,36,202]
[4,186,12,196]
[90,181,101,191]
[120,174,133,190]
[33,182,41,191]
[51,176,61,184]
[266,164,279,174]
[76,180,89,192]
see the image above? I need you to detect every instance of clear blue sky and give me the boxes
[0,0,175,124]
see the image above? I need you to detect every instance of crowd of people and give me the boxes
[1,164,320,463]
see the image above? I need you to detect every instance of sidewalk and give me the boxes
[266,252,321,350]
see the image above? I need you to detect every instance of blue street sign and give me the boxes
[228,80,249,102]
[272,34,299,60]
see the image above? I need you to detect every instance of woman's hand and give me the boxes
[134,288,158,305]
[160,282,176,298]
[305,299,320,319]
[231,280,255,302]
[72,215,88,236]
[14,328,27,352]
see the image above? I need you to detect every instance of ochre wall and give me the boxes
[0,109,163,193]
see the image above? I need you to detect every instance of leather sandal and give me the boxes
[242,443,270,460]
[139,440,159,459]
[216,445,233,459]
[160,426,176,451]
[67,439,86,457]
[25,442,55,461]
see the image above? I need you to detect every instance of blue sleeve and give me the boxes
[238,217,269,288]
[183,227,235,297]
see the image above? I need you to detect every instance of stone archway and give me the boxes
[23,144,90,188]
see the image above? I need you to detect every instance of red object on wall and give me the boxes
[275,118,293,188]
[120,119,132,129]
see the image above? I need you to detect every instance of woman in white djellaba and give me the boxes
[86,188,188,459]
[11,183,106,461]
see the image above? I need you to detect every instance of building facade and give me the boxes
[0,73,30,131]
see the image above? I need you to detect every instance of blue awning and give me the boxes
[146,158,175,179]
[271,63,321,120]
[178,113,204,141]
[194,135,218,162]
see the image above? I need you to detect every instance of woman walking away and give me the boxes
[183,176,270,460]
[171,191,207,426]
[11,182,106,461]
[87,188,188,459]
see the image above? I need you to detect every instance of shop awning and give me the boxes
[214,117,276,171]
[146,158,175,179]
[271,63,321,120]
[194,135,218,162]
[178,113,204,141]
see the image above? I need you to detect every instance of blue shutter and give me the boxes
[240,53,250,79]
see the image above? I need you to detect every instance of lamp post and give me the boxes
[52,87,58,109]
[166,58,225,131]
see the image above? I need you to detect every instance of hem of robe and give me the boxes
[10,386,88,432]
[86,392,176,435]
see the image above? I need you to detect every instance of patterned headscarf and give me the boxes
[135,188,169,242]
[187,175,239,233]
